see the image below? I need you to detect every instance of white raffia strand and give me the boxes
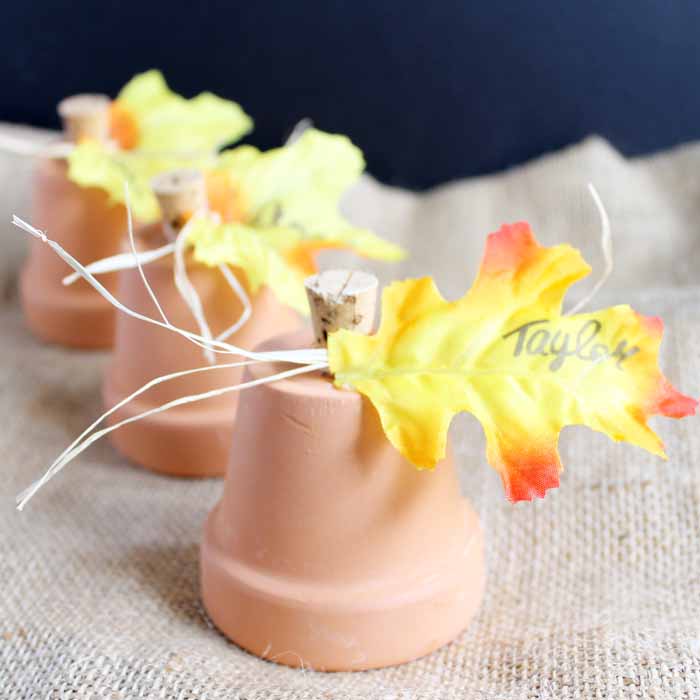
[0,132,74,159]
[62,244,175,286]
[286,118,313,144]
[11,214,327,508]
[15,360,325,510]
[124,183,171,326]
[36,179,263,363]
[565,183,613,316]
[216,263,253,341]
[16,358,261,510]
[11,216,327,366]
[173,218,216,364]
[0,131,219,162]
[64,233,254,345]
[62,192,253,362]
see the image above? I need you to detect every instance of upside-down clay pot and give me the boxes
[102,222,301,477]
[20,157,127,348]
[200,329,485,671]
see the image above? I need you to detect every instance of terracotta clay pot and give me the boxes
[102,223,301,478]
[20,157,127,348]
[200,330,485,671]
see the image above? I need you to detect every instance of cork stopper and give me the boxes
[151,169,208,234]
[305,270,379,348]
[57,94,111,143]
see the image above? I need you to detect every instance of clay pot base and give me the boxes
[202,501,484,671]
[200,330,486,671]
[19,266,115,349]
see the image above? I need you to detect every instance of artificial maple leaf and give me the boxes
[186,130,404,313]
[327,222,697,502]
[200,129,405,265]
[186,217,310,314]
[67,70,252,222]
[109,70,252,153]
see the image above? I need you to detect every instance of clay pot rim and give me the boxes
[205,501,481,612]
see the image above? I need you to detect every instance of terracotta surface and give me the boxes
[20,156,127,348]
[200,330,485,671]
[103,222,301,477]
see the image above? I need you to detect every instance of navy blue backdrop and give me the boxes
[3,1,700,188]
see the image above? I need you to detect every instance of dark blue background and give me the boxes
[3,1,699,188]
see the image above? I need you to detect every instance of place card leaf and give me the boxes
[327,223,697,502]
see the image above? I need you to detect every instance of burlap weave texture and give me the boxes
[0,127,699,698]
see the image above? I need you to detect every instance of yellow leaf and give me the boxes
[132,91,252,154]
[66,141,159,221]
[67,70,252,221]
[328,222,697,502]
[186,217,308,314]
[112,69,252,152]
[114,69,176,121]
[202,129,405,266]
[67,141,208,223]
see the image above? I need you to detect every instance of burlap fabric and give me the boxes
[0,126,698,699]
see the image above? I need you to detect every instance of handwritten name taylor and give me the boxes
[502,319,640,372]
